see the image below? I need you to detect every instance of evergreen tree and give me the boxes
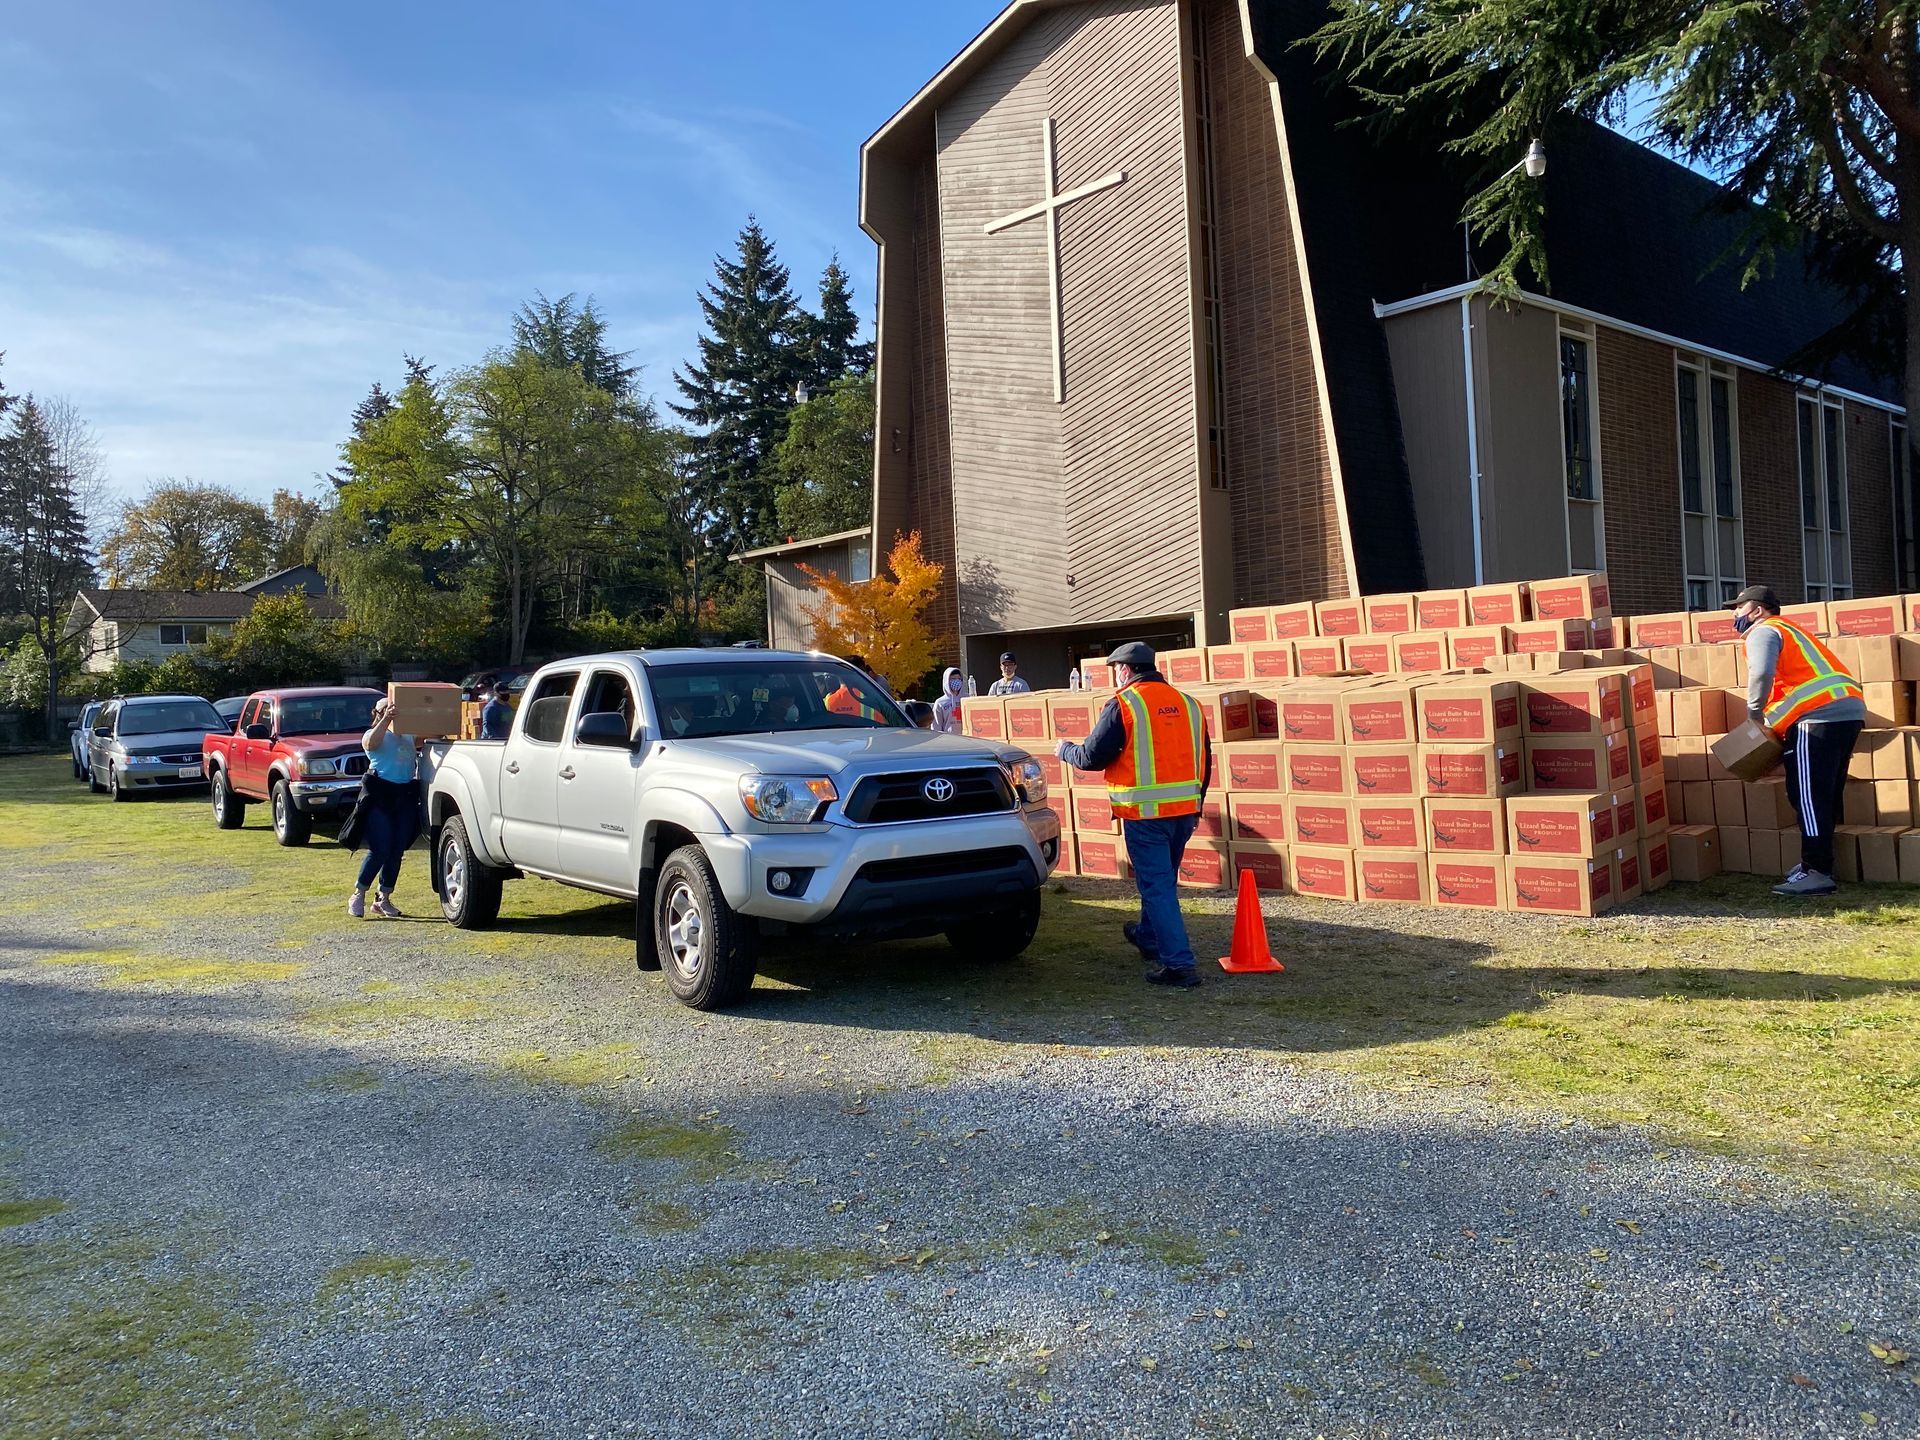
[772,372,875,541]
[798,257,873,388]
[670,218,810,551]
[513,292,637,398]
[351,382,396,438]
[0,395,97,735]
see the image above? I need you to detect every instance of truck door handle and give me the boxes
[505,761,520,775]
[559,766,576,781]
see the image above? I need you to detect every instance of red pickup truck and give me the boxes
[203,687,385,846]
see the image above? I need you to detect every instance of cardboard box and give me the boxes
[1858,826,1903,883]
[1283,743,1352,796]
[1702,645,1741,689]
[1270,602,1317,639]
[1830,596,1902,637]
[1669,689,1728,736]
[1680,780,1715,826]
[1247,641,1297,681]
[1287,796,1356,847]
[1852,637,1902,684]
[1417,590,1469,630]
[1227,794,1290,843]
[387,682,462,739]
[1525,733,1633,792]
[1276,689,1343,742]
[1195,794,1228,841]
[1640,835,1673,892]
[1052,828,1076,877]
[1228,606,1274,643]
[1045,692,1100,742]
[1176,839,1231,889]
[1350,745,1419,797]
[1363,593,1416,635]
[1843,780,1876,828]
[1530,573,1612,623]
[1506,855,1615,915]
[1079,658,1114,690]
[1666,735,1708,781]
[1296,638,1345,675]
[1426,796,1507,855]
[1158,647,1207,685]
[1522,674,1627,736]
[1900,637,1920,683]
[1467,582,1530,626]
[1720,824,1752,873]
[1353,796,1424,850]
[1430,854,1510,910]
[1033,753,1067,793]
[1833,826,1867,883]
[1418,679,1522,743]
[1862,681,1915,728]
[1666,829,1728,887]
[1342,637,1394,674]
[1709,777,1745,828]
[1710,717,1783,783]
[1443,628,1505,671]
[1745,777,1797,830]
[1752,827,1803,878]
[1358,849,1430,905]
[1630,612,1692,648]
[1342,685,1417,745]
[1421,743,1524,798]
[1290,844,1357,902]
[1206,645,1253,683]
[1392,632,1449,673]
[1778,601,1830,635]
[1627,727,1666,784]
[1220,741,1288,793]
[1899,829,1920,885]
[1193,688,1259,744]
[1691,612,1741,645]
[1071,791,1118,835]
[1872,728,1915,779]
[1315,598,1365,637]
[1075,833,1130,880]
[1510,618,1595,655]
[1226,840,1289,893]
[1640,779,1672,838]
[1874,779,1914,827]
[1507,791,1615,858]
[1004,694,1051,744]
[1645,647,1685,689]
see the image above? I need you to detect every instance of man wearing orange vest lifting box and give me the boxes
[1055,641,1214,988]
[1731,585,1866,897]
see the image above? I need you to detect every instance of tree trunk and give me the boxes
[508,543,525,665]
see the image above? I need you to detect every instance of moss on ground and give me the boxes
[1014,1200,1209,1273]
[32,948,301,991]
[501,1042,643,1087]
[628,1198,702,1234]
[598,1119,744,1181]
[0,1198,64,1229]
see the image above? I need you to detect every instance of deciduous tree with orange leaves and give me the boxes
[799,531,945,696]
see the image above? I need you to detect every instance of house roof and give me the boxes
[67,587,347,632]
[732,528,872,564]
[236,563,329,594]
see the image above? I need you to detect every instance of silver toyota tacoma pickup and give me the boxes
[420,649,1061,1010]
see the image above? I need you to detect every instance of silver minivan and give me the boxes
[86,694,225,801]
[69,701,102,780]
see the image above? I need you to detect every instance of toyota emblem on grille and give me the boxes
[923,776,956,803]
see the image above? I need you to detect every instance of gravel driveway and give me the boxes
[2,774,1917,1438]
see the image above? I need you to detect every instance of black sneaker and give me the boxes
[1144,965,1201,989]
[1122,921,1158,959]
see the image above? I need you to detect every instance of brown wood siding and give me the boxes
[1845,400,1895,597]
[934,0,1199,636]
[1201,0,1344,605]
[1384,304,1473,586]
[1737,370,1805,603]
[1595,326,1686,616]
[908,155,959,648]
[1474,299,1566,585]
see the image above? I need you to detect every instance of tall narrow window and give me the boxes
[1559,329,1604,571]
[1677,358,1744,609]
[1189,2,1229,491]
[1799,392,1851,599]
[1893,419,1915,591]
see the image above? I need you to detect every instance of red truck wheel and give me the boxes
[211,769,247,830]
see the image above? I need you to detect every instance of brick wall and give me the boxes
[1738,371,1806,603]
[907,154,959,650]
[1845,400,1895,597]
[1594,327,1685,616]
[1202,0,1347,605]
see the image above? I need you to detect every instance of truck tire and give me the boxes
[211,768,247,829]
[654,845,756,1011]
[945,889,1043,961]
[270,777,312,847]
[437,815,504,929]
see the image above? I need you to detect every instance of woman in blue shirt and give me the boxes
[345,697,420,918]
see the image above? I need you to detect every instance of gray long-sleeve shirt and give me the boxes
[1745,622,1865,724]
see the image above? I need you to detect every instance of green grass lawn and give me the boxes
[5,752,1918,1200]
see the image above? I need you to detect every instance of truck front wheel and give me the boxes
[437,815,504,929]
[945,889,1043,962]
[211,769,246,829]
[270,778,311,846]
[654,846,756,1011]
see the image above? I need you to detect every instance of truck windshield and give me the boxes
[278,694,380,736]
[120,701,224,736]
[645,661,906,738]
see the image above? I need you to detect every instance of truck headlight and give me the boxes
[739,774,837,823]
[301,756,338,776]
[1006,757,1047,803]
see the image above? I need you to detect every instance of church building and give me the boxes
[757,0,1910,686]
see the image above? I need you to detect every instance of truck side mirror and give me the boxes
[573,711,636,749]
[245,722,271,741]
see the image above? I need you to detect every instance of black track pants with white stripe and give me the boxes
[1780,717,1864,877]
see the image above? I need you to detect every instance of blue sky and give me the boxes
[0,0,1006,502]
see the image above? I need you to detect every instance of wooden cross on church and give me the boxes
[984,117,1128,403]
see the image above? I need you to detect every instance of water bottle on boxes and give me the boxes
[1069,667,1083,691]
[966,675,977,697]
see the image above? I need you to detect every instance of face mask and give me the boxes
[670,713,689,737]
[1733,614,1757,635]
[948,679,964,696]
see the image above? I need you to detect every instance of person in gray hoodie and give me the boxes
[931,667,966,734]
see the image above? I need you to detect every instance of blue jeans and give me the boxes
[1124,814,1199,972]
[356,805,406,892]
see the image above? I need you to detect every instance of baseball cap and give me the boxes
[1728,585,1780,612]
[998,651,1017,664]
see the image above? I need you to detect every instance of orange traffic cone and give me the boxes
[1218,869,1284,973]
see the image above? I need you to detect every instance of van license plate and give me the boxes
[178,766,201,778]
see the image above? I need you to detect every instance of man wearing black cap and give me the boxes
[1730,584,1865,896]
[987,652,1030,696]
[1054,641,1212,987]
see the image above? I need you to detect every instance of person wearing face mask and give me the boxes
[1730,584,1864,897]
[1053,641,1212,989]
[931,667,966,735]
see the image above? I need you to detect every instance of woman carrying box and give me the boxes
[340,696,421,918]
